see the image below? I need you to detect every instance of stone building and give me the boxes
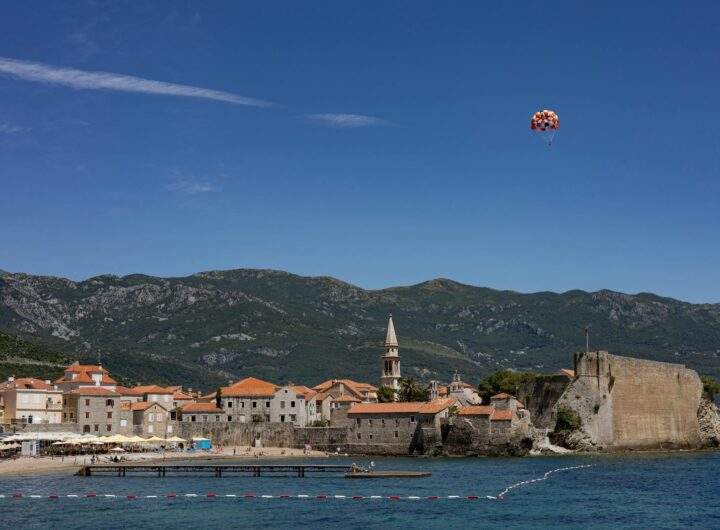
[438,372,482,406]
[449,394,531,453]
[270,385,313,427]
[129,402,170,437]
[0,377,63,425]
[179,401,224,423]
[344,398,457,454]
[54,364,117,392]
[214,377,279,423]
[312,379,377,402]
[380,315,401,391]
[62,386,121,434]
[132,385,175,409]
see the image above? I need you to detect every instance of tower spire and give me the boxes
[380,314,401,391]
[385,314,398,346]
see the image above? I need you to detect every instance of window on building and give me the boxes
[106,399,114,407]
[356,418,361,426]
[368,419,373,426]
[191,415,196,422]
[395,419,399,426]
[94,424,99,432]
[70,412,74,419]
[120,419,127,427]
[357,432,362,440]
[381,419,385,425]
[83,425,90,433]
[394,431,399,438]
[265,415,270,422]
[252,401,257,408]
[63,398,67,405]
[85,399,90,406]
[280,415,286,422]
[290,401,296,408]
[280,401,285,409]
[290,415,296,422]
[227,401,232,408]
[202,415,208,422]
[106,424,112,432]
[85,412,90,419]
[107,411,112,419]
[240,401,245,408]
[410,416,415,423]
[215,415,220,422]
[167,425,173,433]
[63,413,67,420]
[149,413,155,422]
[369,434,373,440]
[148,425,154,433]
[265,401,270,408]
[228,416,232,421]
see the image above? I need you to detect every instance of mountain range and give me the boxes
[1,268,719,390]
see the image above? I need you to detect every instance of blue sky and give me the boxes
[1,1,718,303]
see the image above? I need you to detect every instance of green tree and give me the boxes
[701,375,720,401]
[555,406,582,432]
[215,387,223,409]
[376,386,396,403]
[478,370,536,402]
[397,377,430,402]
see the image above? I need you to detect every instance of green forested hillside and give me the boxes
[0,330,71,381]
[0,269,718,390]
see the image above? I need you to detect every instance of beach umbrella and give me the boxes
[126,435,146,443]
[146,436,166,444]
[110,447,125,452]
[165,436,186,443]
[51,441,66,446]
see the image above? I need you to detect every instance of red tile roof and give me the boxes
[559,369,576,378]
[490,393,515,400]
[132,385,175,394]
[514,399,525,409]
[490,409,514,421]
[334,395,361,403]
[456,406,494,416]
[131,402,165,412]
[312,379,378,399]
[221,377,278,397]
[116,386,143,396]
[0,378,55,391]
[348,398,457,415]
[181,402,221,413]
[64,364,108,373]
[66,387,120,396]
[173,392,193,400]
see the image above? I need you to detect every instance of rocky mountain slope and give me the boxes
[0,268,718,390]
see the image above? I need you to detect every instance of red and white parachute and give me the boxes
[530,110,559,145]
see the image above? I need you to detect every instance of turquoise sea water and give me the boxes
[1,452,719,529]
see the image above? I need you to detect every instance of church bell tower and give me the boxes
[380,314,401,390]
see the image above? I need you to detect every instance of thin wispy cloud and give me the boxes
[166,179,219,195]
[0,56,274,108]
[306,113,395,128]
[0,122,29,134]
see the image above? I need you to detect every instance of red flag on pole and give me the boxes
[583,327,589,335]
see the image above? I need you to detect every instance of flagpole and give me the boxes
[583,326,590,353]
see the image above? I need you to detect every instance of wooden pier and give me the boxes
[76,464,355,478]
[75,464,430,479]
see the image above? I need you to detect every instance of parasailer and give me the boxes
[530,110,559,146]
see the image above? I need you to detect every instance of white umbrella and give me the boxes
[110,447,125,452]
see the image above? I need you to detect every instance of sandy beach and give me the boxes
[0,446,330,477]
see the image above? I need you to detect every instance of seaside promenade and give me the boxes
[0,445,329,477]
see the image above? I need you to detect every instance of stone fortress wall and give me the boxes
[559,351,704,450]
